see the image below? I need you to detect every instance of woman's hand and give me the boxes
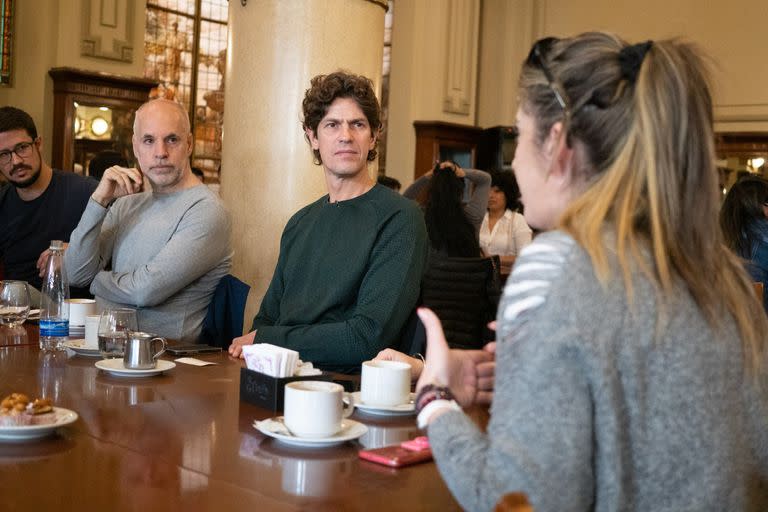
[416,308,495,408]
[438,161,465,178]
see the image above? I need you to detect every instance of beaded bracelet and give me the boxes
[415,384,455,415]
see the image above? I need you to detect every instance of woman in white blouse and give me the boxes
[479,171,532,273]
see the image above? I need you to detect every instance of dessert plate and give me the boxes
[62,340,100,358]
[254,417,367,448]
[0,407,78,442]
[346,392,416,416]
[95,358,175,377]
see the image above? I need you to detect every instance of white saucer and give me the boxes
[0,407,78,442]
[254,417,368,447]
[95,358,175,377]
[62,340,101,358]
[347,392,416,416]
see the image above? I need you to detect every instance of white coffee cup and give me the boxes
[360,360,411,407]
[84,314,100,348]
[67,298,97,326]
[283,381,351,438]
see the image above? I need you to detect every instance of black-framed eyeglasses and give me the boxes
[526,37,570,113]
[0,140,36,167]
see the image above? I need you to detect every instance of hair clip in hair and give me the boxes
[618,41,653,84]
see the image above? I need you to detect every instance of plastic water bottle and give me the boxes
[39,240,70,351]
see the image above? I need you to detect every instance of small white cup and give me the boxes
[283,381,351,438]
[67,299,97,327]
[84,314,101,348]
[360,360,411,407]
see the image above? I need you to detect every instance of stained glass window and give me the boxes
[0,0,13,86]
[144,0,228,184]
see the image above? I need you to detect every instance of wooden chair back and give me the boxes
[494,493,534,512]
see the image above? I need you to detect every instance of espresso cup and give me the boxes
[123,332,166,370]
[67,298,97,326]
[84,314,100,348]
[360,360,411,407]
[283,381,351,438]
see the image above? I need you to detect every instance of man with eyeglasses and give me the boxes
[0,106,97,298]
[64,99,232,342]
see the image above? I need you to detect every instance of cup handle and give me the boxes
[342,392,354,418]
[151,337,167,359]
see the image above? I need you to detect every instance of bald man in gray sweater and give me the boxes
[65,100,231,341]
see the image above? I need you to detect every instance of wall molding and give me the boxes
[442,0,479,116]
[81,0,134,63]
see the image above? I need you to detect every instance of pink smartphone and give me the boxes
[358,445,433,468]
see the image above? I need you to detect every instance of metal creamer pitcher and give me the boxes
[123,332,166,370]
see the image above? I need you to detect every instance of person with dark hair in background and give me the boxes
[720,175,768,311]
[376,174,401,192]
[0,106,97,299]
[423,162,482,258]
[416,33,768,511]
[480,171,532,273]
[88,150,128,181]
[404,161,490,232]
[228,70,427,373]
[191,166,205,182]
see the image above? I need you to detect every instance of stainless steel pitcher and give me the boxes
[123,332,166,370]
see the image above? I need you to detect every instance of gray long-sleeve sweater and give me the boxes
[65,185,232,341]
[429,231,768,511]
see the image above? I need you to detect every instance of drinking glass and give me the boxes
[0,280,31,327]
[98,308,138,359]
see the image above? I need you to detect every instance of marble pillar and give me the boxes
[221,0,387,330]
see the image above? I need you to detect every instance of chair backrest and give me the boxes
[420,252,501,350]
[494,493,534,512]
[200,274,250,348]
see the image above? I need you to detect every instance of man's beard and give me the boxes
[10,163,41,189]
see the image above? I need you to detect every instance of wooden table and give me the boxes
[0,325,462,511]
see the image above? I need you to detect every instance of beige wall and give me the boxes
[387,0,768,186]
[537,0,768,132]
[386,0,480,187]
[0,0,145,162]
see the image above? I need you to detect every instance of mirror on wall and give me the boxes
[49,68,157,175]
[72,103,135,177]
[715,133,768,197]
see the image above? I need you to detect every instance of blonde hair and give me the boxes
[519,32,766,375]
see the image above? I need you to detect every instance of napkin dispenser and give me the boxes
[239,367,332,412]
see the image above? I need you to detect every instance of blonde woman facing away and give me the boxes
[414,33,768,511]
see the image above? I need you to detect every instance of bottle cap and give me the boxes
[49,240,64,250]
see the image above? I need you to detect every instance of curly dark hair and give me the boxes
[490,171,523,212]
[301,70,381,165]
[424,164,480,257]
[0,106,38,139]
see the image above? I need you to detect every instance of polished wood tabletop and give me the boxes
[0,324,463,511]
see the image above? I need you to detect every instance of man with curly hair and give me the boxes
[229,71,427,373]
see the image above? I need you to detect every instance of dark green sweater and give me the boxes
[252,185,428,373]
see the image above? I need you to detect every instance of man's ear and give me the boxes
[186,132,194,156]
[306,128,319,149]
[369,127,379,150]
